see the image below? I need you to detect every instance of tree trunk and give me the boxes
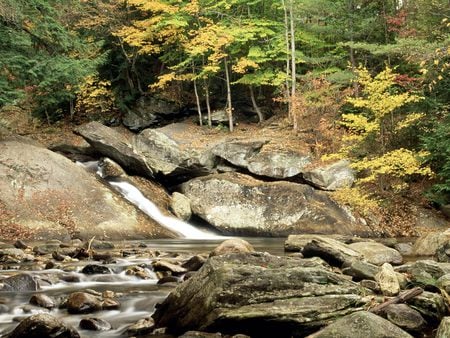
[249,86,264,123]
[193,77,202,126]
[223,57,233,132]
[289,0,297,131]
[282,0,291,120]
[69,99,74,121]
[204,79,212,127]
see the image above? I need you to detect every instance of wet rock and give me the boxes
[210,239,255,257]
[1,273,38,292]
[13,240,29,250]
[183,173,369,237]
[84,240,115,250]
[29,294,55,309]
[302,159,355,191]
[0,248,25,262]
[101,298,120,310]
[408,291,446,322]
[125,265,155,279]
[291,235,361,267]
[170,192,192,221]
[7,313,80,338]
[349,242,403,266]
[152,260,187,276]
[436,317,450,338]
[375,263,400,296]
[79,317,112,331]
[342,260,379,281]
[66,292,102,314]
[306,311,413,338]
[152,252,369,337]
[157,276,180,285]
[179,332,223,338]
[33,241,61,255]
[81,264,112,275]
[98,157,126,178]
[384,304,426,332]
[127,317,155,336]
[182,255,206,271]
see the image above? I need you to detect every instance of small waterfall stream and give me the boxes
[79,160,219,240]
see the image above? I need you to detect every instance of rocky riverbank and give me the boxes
[1,233,450,337]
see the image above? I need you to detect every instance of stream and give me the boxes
[0,161,286,337]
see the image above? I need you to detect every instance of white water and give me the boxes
[77,160,219,239]
[108,180,217,239]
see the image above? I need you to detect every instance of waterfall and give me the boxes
[77,161,218,239]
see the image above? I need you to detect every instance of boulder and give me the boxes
[75,121,153,177]
[342,260,380,281]
[66,292,102,314]
[29,294,55,309]
[398,260,450,287]
[210,239,255,257]
[407,291,446,322]
[348,242,403,266]
[437,274,450,293]
[436,241,450,263]
[306,311,413,338]
[412,230,450,256]
[211,139,268,168]
[384,304,426,332]
[375,263,400,296]
[152,252,370,337]
[152,260,187,276]
[7,313,80,338]
[1,273,39,292]
[246,150,311,179]
[81,264,112,275]
[286,235,361,267]
[182,173,371,237]
[170,192,192,221]
[0,137,175,240]
[436,317,450,338]
[79,318,112,331]
[302,160,355,191]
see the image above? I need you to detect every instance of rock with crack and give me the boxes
[182,173,372,236]
[302,160,355,191]
[152,252,371,337]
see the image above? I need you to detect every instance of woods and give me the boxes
[0,0,449,211]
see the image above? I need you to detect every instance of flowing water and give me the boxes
[0,161,285,336]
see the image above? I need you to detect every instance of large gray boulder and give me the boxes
[302,159,355,191]
[7,313,80,338]
[211,139,268,168]
[411,230,450,256]
[307,311,413,338]
[75,121,153,177]
[0,137,175,240]
[348,242,403,266]
[247,150,311,178]
[181,173,371,236]
[152,252,370,337]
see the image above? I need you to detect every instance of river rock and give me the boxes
[0,137,176,240]
[306,311,413,338]
[286,235,361,267]
[127,317,155,336]
[0,248,25,262]
[7,313,80,338]
[436,317,450,338]
[79,317,112,331]
[66,292,102,314]
[81,264,112,275]
[400,260,450,287]
[29,294,55,309]
[211,139,267,168]
[407,291,446,322]
[152,252,370,336]
[98,157,126,178]
[182,255,207,271]
[384,304,426,332]
[412,230,450,256]
[13,240,28,250]
[302,160,355,191]
[170,192,192,220]
[152,260,187,276]
[348,242,403,266]
[342,260,380,281]
[182,173,370,236]
[210,239,255,257]
[179,332,223,338]
[375,263,400,296]
[435,241,450,262]
[437,274,450,293]
[1,273,38,292]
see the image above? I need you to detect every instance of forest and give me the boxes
[0,0,449,218]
